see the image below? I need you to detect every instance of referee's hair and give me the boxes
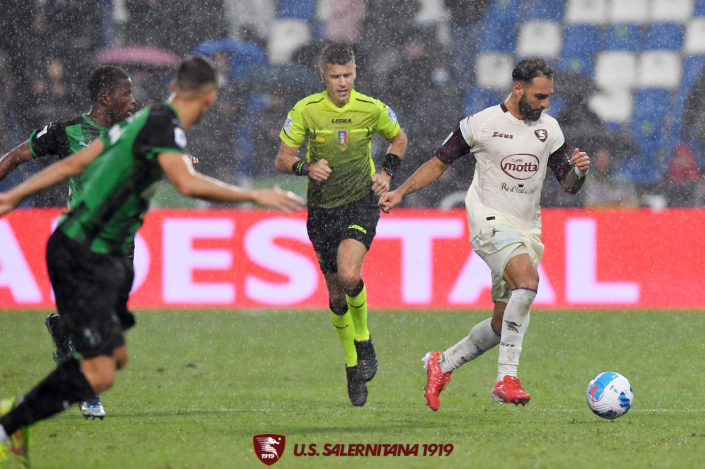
[88,65,130,103]
[512,57,554,84]
[320,44,355,67]
[175,55,218,93]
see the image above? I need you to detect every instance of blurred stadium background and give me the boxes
[2,0,705,209]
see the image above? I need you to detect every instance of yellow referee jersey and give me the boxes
[280,89,400,209]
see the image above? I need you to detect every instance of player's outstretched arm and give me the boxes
[379,157,448,213]
[560,148,591,194]
[0,139,104,216]
[372,128,408,196]
[159,152,305,214]
[0,141,33,181]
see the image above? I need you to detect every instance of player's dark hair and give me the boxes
[175,55,218,92]
[512,57,554,84]
[87,65,130,102]
[320,44,355,67]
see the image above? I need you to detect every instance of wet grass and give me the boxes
[1,310,705,468]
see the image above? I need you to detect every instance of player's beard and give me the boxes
[518,95,543,122]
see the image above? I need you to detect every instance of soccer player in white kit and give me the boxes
[379,57,591,409]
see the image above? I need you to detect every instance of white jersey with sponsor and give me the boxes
[459,103,565,234]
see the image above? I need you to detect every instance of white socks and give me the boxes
[0,424,7,444]
[439,317,501,373]
[497,288,536,382]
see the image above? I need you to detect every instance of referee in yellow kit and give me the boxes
[275,44,408,406]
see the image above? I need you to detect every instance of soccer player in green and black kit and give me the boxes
[275,44,408,406]
[0,56,303,466]
[0,65,135,420]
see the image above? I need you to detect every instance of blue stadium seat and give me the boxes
[276,0,317,20]
[681,55,705,92]
[484,0,523,27]
[625,89,671,183]
[560,25,601,75]
[604,24,643,51]
[464,88,503,116]
[645,23,685,50]
[524,0,565,21]
[696,0,705,16]
[192,39,266,81]
[479,21,518,53]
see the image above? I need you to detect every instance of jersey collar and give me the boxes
[323,89,356,113]
[82,113,107,131]
[164,100,182,123]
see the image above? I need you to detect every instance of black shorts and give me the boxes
[307,191,380,274]
[46,230,135,359]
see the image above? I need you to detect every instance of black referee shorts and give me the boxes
[46,230,135,359]
[307,191,380,274]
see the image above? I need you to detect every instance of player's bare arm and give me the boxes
[379,157,448,213]
[560,148,590,194]
[0,139,105,215]
[0,141,33,181]
[160,152,304,213]
[372,127,408,196]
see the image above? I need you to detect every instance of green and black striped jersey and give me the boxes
[29,114,108,207]
[57,102,186,256]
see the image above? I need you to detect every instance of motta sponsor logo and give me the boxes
[253,434,286,466]
[500,154,539,180]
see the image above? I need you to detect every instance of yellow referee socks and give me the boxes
[346,280,370,342]
[330,303,357,367]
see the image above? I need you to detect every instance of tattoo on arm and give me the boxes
[560,169,586,194]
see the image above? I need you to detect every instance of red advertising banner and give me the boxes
[0,208,703,310]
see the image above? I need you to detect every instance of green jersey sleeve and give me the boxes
[279,107,306,147]
[375,100,400,140]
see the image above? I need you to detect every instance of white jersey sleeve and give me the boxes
[549,118,566,154]
[458,115,478,151]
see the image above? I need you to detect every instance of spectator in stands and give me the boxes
[683,67,705,153]
[188,51,242,181]
[252,90,291,176]
[665,143,702,207]
[324,0,367,44]
[583,148,638,209]
[444,0,492,83]
[125,0,176,50]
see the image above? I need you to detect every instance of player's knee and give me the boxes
[86,367,116,394]
[337,268,361,292]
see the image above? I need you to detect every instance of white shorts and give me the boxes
[470,220,544,303]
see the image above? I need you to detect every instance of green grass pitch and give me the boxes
[1,310,705,468]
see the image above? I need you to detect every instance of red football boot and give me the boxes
[491,376,531,406]
[422,351,452,411]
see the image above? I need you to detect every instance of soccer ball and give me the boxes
[586,372,633,419]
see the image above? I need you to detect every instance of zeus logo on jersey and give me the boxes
[492,131,514,139]
[501,154,539,180]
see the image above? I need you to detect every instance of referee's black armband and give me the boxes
[382,153,401,178]
[292,161,311,176]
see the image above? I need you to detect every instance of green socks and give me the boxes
[346,280,369,342]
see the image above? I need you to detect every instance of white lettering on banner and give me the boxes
[448,252,556,304]
[245,218,318,305]
[162,219,235,304]
[131,233,150,293]
[565,218,640,304]
[377,219,464,304]
[0,220,42,303]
